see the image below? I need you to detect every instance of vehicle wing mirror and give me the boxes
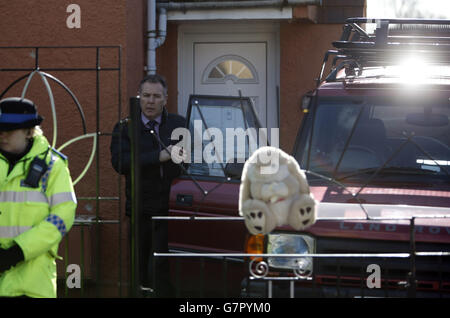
[301,91,314,113]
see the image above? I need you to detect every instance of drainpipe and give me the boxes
[157,0,322,10]
[147,0,167,75]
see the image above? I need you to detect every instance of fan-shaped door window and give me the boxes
[203,55,258,84]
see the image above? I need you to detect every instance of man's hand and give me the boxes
[170,145,187,164]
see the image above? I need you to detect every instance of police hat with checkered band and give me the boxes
[0,97,44,131]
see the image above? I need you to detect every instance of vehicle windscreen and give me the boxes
[185,95,265,178]
[296,95,450,188]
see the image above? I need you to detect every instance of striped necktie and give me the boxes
[147,120,157,133]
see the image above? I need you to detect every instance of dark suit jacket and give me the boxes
[110,107,186,215]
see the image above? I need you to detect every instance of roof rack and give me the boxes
[318,17,450,85]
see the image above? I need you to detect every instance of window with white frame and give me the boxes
[202,55,259,84]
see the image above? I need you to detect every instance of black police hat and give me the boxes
[0,97,44,131]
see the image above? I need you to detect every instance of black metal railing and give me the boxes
[150,214,450,298]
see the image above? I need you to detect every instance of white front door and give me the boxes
[178,23,279,131]
[194,42,267,126]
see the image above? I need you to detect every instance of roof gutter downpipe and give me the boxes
[157,0,322,10]
[148,0,167,75]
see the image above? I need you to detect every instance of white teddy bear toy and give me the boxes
[239,146,317,235]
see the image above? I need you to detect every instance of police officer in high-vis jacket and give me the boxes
[0,97,77,298]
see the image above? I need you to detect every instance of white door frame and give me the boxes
[178,22,280,130]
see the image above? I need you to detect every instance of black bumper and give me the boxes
[240,278,450,298]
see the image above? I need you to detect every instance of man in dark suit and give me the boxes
[110,74,186,297]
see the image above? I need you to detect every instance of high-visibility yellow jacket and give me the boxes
[0,134,77,298]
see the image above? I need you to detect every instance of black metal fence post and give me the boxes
[408,217,417,298]
[129,96,142,297]
[151,218,156,296]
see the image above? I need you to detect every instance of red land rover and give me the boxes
[165,18,450,298]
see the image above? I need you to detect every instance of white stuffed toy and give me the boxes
[239,146,317,235]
